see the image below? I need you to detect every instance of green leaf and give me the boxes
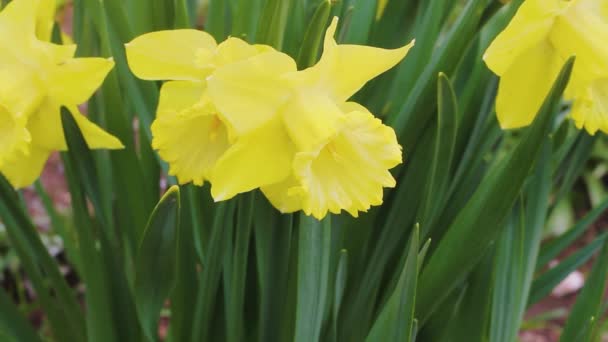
[253,198,294,342]
[294,215,332,342]
[416,57,575,323]
[167,186,200,342]
[366,225,419,342]
[0,174,86,342]
[418,73,459,235]
[256,0,292,48]
[560,242,608,341]
[61,108,126,342]
[489,138,552,342]
[528,233,608,306]
[135,186,181,341]
[0,289,42,342]
[225,193,255,342]
[60,107,111,232]
[191,202,235,341]
[537,195,608,270]
[340,0,377,44]
[232,0,263,41]
[297,0,331,69]
[331,249,348,341]
[206,0,230,41]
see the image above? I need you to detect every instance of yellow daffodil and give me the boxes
[208,17,413,218]
[0,0,122,188]
[484,0,608,134]
[125,30,289,186]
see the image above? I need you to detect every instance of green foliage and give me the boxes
[0,1,606,342]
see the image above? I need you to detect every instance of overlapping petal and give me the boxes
[152,81,230,185]
[495,41,562,129]
[483,0,566,76]
[207,50,297,135]
[125,29,217,81]
[211,117,295,201]
[0,105,31,167]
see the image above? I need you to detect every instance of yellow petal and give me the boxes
[35,0,56,41]
[207,50,297,136]
[37,41,77,64]
[261,174,304,214]
[0,0,37,41]
[125,29,217,81]
[483,0,564,76]
[0,144,50,189]
[291,17,414,101]
[0,66,44,120]
[70,106,124,149]
[26,101,123,150]
[495,41,562,129]
[293,110,402,220]
[550,3,608,87]
[281,92,344,151]
[570,78,608,134]
[157,80,205,118]
[153,99,230,186]
[0,104,31,167]
[47,57,114,105]
[214,37,263,67]
[210,117,295,201]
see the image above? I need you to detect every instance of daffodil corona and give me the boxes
[484,0,608,134]
[0,0,122,188]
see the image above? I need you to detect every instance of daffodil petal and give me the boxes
[0,105,31,167]
[48,57,114,105]
[157,80,205,118]
[0,0,37,40]
[0,66,44,120]
[294,110,402,220]
[125,29,217,81]
[27,101,123,150]
[483,0,563,76]
[550,4,608,87]
[495,41,562,129]
[292,17,414,102]
[35,0,56,41]
[261,175,304,214]
[207,50,297,136]
[281,92,344,151]
[211,117,295,201]
[70,106,124,149]
[214,37,264,67]
[0,144,49,189]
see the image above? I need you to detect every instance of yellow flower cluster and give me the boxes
[484,0,608,134]
[126,18,413,219]
[0,0,122,188]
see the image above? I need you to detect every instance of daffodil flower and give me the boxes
[208,17,413,218]
[125,30,292,186]
[484,0,608,133]
[0,0,122,188]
